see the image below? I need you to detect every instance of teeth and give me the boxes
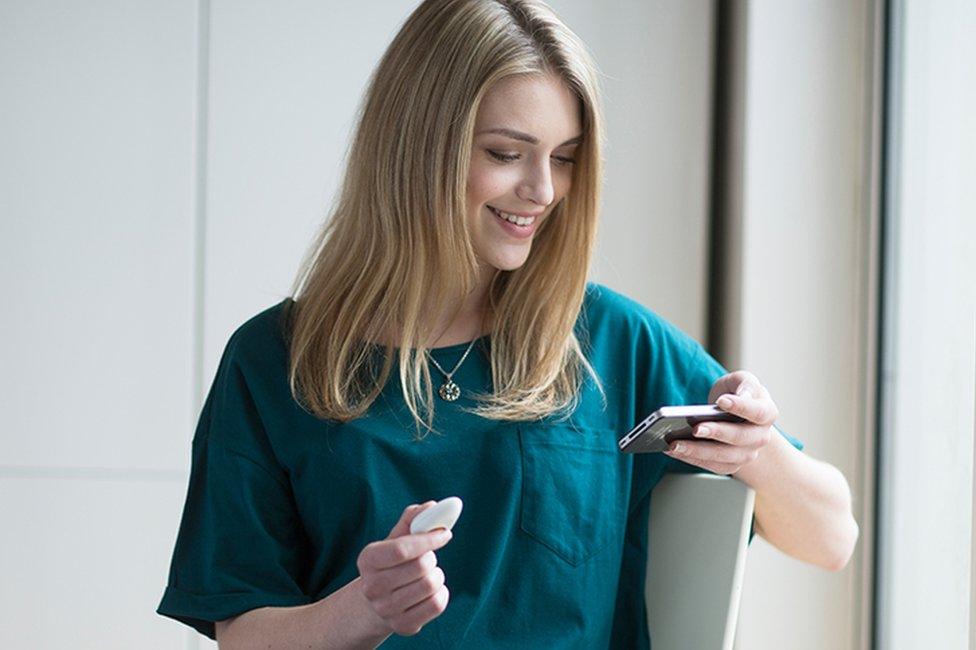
[490,206,535,227]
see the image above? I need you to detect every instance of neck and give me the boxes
[425,264,496,348]
[374,265,497,349]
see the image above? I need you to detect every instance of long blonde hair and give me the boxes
[287,0,606,435]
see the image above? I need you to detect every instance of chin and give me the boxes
[494,256,531,272]
[481,249,532,273]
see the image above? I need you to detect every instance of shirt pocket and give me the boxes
[517,422,626,566]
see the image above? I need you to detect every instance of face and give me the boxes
[466,73,583,274]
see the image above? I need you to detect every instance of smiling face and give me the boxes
[466,73,583,274]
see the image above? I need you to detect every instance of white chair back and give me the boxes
[646,473,756,650]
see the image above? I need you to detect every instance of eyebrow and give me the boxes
[477,127,583,147]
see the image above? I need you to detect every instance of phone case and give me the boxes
[617,405,746,454]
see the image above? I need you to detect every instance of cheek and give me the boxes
[467,164,511,204]
[555,169,574,200]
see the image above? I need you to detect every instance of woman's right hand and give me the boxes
[356,502,453,637]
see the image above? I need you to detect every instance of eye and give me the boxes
[487,150,519,163]
[488,150,576,166]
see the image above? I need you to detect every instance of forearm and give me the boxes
[733,432,859,571]
[216,576,392,650]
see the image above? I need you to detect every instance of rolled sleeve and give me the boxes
[156,336,313,640]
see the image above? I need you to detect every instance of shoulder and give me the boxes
[579,283,728,413]
[220,297,294,371]
[198,299,297,468]
[580,282,701,359]
[204,298,296,428]
[581,281,671,330]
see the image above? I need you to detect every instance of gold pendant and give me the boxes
[438,380,460,401]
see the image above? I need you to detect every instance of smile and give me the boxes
[487,205,536,227]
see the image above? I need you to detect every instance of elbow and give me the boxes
[821,465,859,572]
[214,618,232,647]
[214,613,248,649]
[823,516,859,572]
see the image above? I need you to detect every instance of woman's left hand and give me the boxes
[663,370,779,476]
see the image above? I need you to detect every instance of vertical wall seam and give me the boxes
[875,0,902,647]
[971,345,976,650]
[857,1,888,649]
[706,0,729,362]
[188,0,211,648]
[192,0,211,420]
[707,0,747,374]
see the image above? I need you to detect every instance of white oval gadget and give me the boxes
[409,497,463,535]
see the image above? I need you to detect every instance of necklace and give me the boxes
[426,338,479,401]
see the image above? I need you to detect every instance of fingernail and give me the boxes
[696,426,710,438]
[717,396,733,409]
[673,443,685,454]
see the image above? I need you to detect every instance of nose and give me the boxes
[516,157,555,207]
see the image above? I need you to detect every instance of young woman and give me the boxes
[157,0,858,647]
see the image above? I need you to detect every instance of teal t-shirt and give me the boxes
[157,282,803,647]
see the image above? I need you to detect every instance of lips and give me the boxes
[487,205,536,225]
[488,205,540,217]
[487,205,538,239]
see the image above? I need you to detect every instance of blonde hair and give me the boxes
[286,0,606,435]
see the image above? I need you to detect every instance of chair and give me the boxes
[646,473,756,650]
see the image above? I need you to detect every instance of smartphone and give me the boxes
[617,404,747,454]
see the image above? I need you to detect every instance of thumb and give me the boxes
[736,383,756,399]
[387,501,437,539]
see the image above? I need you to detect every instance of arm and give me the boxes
[215,576,390,650]
[732,430,859,571]
[664,370,859,572]
[216,502,451,649]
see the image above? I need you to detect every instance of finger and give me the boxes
[404,585,451,625]
[361,550,438,600]
[715,393,778,426]
[710,370,760,397]
[736,383,756,399]
[693,422,769,448]
[387,566,446,613]
[387,587,450,637]
[388,501,438,539]
[704,461,744,476]
[363,529,452,570]
[666,440,759,466]
[664,451,740,476]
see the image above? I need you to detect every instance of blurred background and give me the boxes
[1,0,973,648]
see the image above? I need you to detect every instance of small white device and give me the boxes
[409,496,464,535]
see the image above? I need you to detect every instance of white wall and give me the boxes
[202,0,425,375]
[0,1,864,647]
[877,0,976,647]
[727,1,876,649]
[0,0,199,647]
[584,0,715,342]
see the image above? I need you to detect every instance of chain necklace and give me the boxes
[426,338,478,401]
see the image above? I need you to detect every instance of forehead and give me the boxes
[475,74,582,143]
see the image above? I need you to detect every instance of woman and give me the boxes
[157,0,859,647]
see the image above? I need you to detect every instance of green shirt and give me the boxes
[157,282,803,647]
